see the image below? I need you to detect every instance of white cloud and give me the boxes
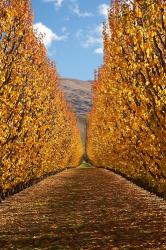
[98,4,109,18]
[64,16,70,21]
[61,27,67,33]
[95,24,103,36]
[70,3,93,17]
[83,35,102,48]
[43,0,64,8]
[76,29,83,39]
[94,47,103,54]
[48,48,57,57]
[76,24,103,49]
[34,22,67,48]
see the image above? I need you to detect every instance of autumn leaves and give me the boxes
[0,0,165,198]
[86,0,166,196]
[0,0,83,195]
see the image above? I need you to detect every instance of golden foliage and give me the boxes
[87,0,166,195]
[0,0,83,193]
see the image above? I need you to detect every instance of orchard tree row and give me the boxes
[87,0,166,196]
[0,0,83,196]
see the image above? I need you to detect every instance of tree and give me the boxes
[87,0,166,196]
[0,0,83,195]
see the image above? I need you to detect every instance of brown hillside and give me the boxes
[60,78,91,117]
[59,78,92,147]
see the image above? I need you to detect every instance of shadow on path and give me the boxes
[0,167,166,249]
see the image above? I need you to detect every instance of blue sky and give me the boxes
[32,0,110,80]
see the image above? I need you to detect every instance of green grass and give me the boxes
[79,162,92,168]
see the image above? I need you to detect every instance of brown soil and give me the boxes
[0,167,166,249]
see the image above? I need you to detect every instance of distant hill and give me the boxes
[59,78,92,117]
[59,78,92,148]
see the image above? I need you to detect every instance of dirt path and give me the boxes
[0,166,166,249]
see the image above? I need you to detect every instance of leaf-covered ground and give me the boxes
[0,166,166,249]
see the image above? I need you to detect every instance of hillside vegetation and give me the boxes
[60,78,91,146]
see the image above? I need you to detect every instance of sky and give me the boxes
[32,0,110,80]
